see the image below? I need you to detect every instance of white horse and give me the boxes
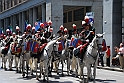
[0,39,6,68]
[0,39,14,70]
[36,39,60,82]
[77,33,104,83]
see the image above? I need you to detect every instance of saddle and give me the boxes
[39,43,47,52]
[1,46,9,55]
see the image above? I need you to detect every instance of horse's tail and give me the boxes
[29,58,34,70]
[71,55,77,71]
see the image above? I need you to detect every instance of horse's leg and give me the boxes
[93,63,97,83]
[86,64,91,83]
[1,55,4,68]
[29,57,33,75]
[75,57,78,78]
[26,59,29,78]
[61,59,64,76]
[22,55,25,77]
[18,55,22,73]
[67,52,71,75]
[4,55,7,70]
[8,54,13,70]
[15,56,19,72]
[34,58,37,72]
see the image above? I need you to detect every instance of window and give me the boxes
[63,12,67,23]
[68,11,72,22]
[73,8,84,21]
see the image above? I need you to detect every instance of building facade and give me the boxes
[0,0,123,57]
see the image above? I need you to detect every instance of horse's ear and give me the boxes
[102,32,105,35]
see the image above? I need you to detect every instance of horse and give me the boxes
[75,33,104,83]
[36,39,60,82]
[0,39,6,69]
[0,38,14,70]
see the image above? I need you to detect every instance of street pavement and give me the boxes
[0,57,124,83]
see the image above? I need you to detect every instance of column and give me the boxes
[42,4,46,22]
[46,0,63,34]
[12,15,16,31]
[9,0,12,8]
[33,7,37,25]
[0,20,1,28]
[12,0,14,7]
[10,16,13,31]
[19,13,22,30]
[0,1,1,12]
[29,9,33,25]
[103,0,122,63]
[5,0,7,10]
[22,11,25,32]
[17,0,19,4]
[2,0,4,11]
[4,18,6,32]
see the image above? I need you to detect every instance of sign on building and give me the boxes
[86,12,94,24]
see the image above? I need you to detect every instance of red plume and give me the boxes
[60,25,64,30]
[72,24,76,30]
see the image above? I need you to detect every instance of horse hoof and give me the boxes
[48,74,52,77]
[9,69,13,71]
[39,75,41,78]
[36,77,39,80]
[1,66,3,69]
[18,71,21,73]
[4,68,7,71]
[26,76,29,78]
[22,74,25,77]
[61,73,64,76]
[31,73,33,75]
[43,79,46,82]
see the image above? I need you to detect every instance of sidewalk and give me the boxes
[97,65,124,72]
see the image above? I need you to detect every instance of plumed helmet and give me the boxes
[47,20,52,25]
[64,28,68,32]
[60,25,64,31]
[40,23,44,27]
[49,28,53,32]
[32,26,35,30]
[72,24,76,30]
[82,21,86,26]
[6,29,10,32]
[84,16,89,23]
[16,26,20,30]
[26,24,31,29]
[12,32,16,35]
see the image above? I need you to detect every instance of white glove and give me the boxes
[86,39,89,43]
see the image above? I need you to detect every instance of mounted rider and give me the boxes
[57,25,66,54]
[44,20,54,40]
[77,16,95,59]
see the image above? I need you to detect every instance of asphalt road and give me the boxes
[0,57,124,83]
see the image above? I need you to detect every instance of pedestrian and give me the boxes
[98,39,107,67]
[118,43,124,69]
[106,46,111,67]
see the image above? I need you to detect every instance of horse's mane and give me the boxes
[45,40,56,50]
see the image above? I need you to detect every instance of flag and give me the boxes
[8,25,12,34]
[35,21,41,31]
[43,22,48,27]
[0,28,2,35]
[70,38,82,48]
[24,21,28,32]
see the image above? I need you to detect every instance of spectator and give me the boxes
[106,46,111,67]
[113,43,124,69]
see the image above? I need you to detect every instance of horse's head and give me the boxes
[95,32,105,51]
[16,37,23,48]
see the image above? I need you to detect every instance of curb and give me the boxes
[97,66,123,72]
